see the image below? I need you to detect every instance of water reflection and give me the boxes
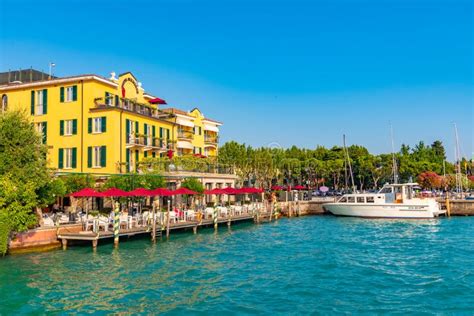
[1,217,473,314]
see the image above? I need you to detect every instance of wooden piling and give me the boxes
[92,239,98,250]
[446,197,451,217]
[166,199,171,238]
[61,238,67,251]
[151,201,157,242]
[113,202,120,248]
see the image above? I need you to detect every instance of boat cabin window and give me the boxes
[366,197,375,203]
[348,197,355,203]
[380,187,393,194]
[339,197,347,203]
[357,197,365,203]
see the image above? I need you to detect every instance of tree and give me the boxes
[181,178,204,193]
[417,172,443,190]
[0,110,53,255]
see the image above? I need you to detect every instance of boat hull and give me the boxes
[324,203,445,219]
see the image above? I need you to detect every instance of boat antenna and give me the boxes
[390,122,399,184]
[343,134,356,192]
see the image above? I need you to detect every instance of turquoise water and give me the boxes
[1,216,473,315]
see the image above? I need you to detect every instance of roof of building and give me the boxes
[0,69,57,85]
[161,107,192,116]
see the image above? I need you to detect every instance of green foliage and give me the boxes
[0,110,56,254]
[60,175,95,194]
[181,178,204,193]
[218,139,454,190]
[104,174,165,191]
[0,221,9,256]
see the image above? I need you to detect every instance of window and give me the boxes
[89,117,106,134]
[1,94,7,113]
[66,87,73,102]
[60,119,77,136]
[60,86,77,102]
[65,148,73,169]
[58,148,76,169]
[64,120,73,136]
[348,197,355,203]
[357,197,365,203]
[35,122,47,143]
[105,92,113,106]
[36,90,44,114]
[31,89,47,115]
[88,146,106,168]
[366,197,375,203]
[93,117,102,133]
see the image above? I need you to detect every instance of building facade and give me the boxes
[0,71,222,176]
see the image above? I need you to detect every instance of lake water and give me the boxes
[1,216,473,314]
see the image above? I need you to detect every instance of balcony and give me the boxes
[177,130,194,141]
[93,97,174,121]
[126,133,175,152]
[204,135,219,146]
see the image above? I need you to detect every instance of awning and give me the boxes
[203,123,219,132]
[176,141,194,150]
[176,117,194,128]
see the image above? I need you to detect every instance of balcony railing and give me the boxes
[177,130,194,140]
[94,97,175,121]
[127,133,175,151]
[204,136,219,144]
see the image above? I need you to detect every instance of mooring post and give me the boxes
[92,239,98,250]
[193,225,198,234]
[151,201,157,242]
[166,199,171,238]
[61,238,67,251]
[446,196,451,217]
[114,202,120,248]
[213,207,218,230]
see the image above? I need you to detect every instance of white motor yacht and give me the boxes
[324,183,445,218]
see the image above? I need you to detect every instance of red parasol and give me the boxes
[69,188,104,197]
[150,188,173,196]
[148,97,167,105]
[171,188,199,195]
[102,188,130,197]
[204,188,226,195]
[128,188,155,197]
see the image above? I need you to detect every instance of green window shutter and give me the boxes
[59,120,64,136]
[105,92,109,104]
[87,147,92,168]
[135,150,139,170]
[115,95,119,106]
[152,126,156,137]
[42,89,47,114]
[72,119,77,135]
[144,123,148,145]
[126,119,130,142]
[58,149,64,169]
[135,121,139,134]
[101,117,107,133]
[43,122,47,144]
[72,148,77,168]
[100,146,106,167]
[30,91,35,115]
[126,149,130,172]
[72,86,77,101]
[159,127,163,138]
[167,129,170,140]
[144,151,148,158]
[60,87,64,102]
[88,118,92,133]
[152,152,156,158]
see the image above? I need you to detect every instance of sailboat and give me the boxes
[323,131,445,218]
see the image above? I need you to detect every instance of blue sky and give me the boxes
[1,0,472,161]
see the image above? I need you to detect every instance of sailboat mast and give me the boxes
[453,122,463,194]
[343,134,356,192]
[390,123,399,184]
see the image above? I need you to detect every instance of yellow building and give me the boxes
[0,70,222,175]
